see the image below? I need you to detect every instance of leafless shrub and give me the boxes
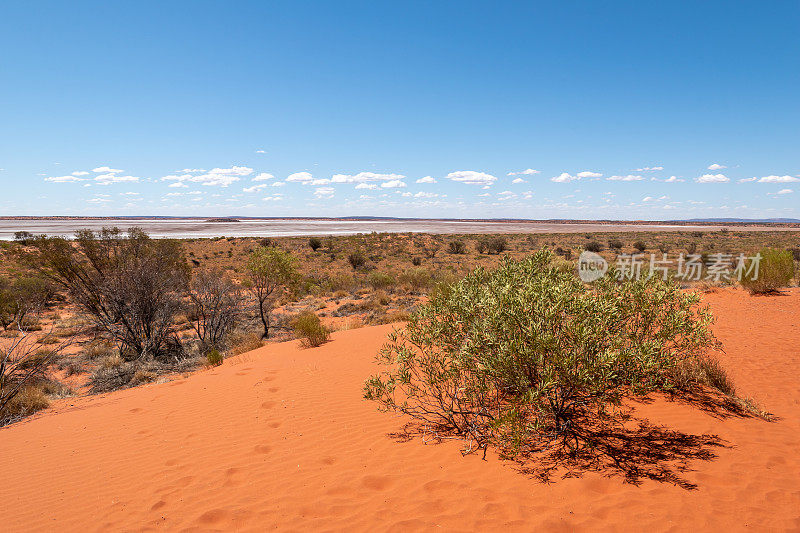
[34,227,189,361]
[187,268,242,351]
[1,325,74,426]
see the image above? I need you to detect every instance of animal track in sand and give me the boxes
[253,444,272,454]
[361,475,393,491]
[260,401,277,409]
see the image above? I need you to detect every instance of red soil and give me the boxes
[2,288,799,531]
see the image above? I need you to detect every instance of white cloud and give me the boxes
[72,171,90,176]
[286,171,314,183]
[551,172,578,183]
[262,194,283,202]
[381,179,407,188]
[355,183,378,190]
[168,181,188,188]
[777,188,793,195]
[311,178,331,185]
[94,174,139,185]
[707,163,726,170]
[414,192,438,198]
[738,177,757,183]
[446,170,497,185]
[162,166,252,187]
[416,176,437,184]
[178,168,205,173]
[664,176,684,183]
[255,149,266,154]
[45,175,85,183]
[331,172,406,184]
[93,166,123,173]
[758,175,799,183]
[314,186,335,198]
[634,166,664,172]
[511,177,526,184]
[243,184,268,193]
[696,173,730,183]
[607,174,644,181]
[577,171,602,178]
[507,168,540,176]
[252,172,274,181]
[271,181,285,187]
[642,196,653,202]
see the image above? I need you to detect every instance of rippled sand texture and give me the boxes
[2,288,799,531]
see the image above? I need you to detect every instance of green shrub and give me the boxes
[207,348,223,366]
[486,236,508,254]
[347,250,367,270]
[633,240,647,252]
[584,241,603,253]
[398,268,432,291]
[293,311,330,347]
[411,256,422,266]
[740,248,794,294]
[308,237,322,251]
[367,271,395,290]
[447,240,466,254]
[364,251,721,457]
[608,239,623,251]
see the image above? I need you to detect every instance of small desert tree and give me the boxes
[245,246,297,339]
[365,251,721,457]
[0,275,53,331]
[34,227,190,361]
[187,268,242,351]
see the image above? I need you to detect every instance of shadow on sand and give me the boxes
[388,388,770,491]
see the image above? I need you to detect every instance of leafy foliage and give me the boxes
[292,311,329,347]
[245,246,297,338]
[365,251,721,457]
[740,248,794,294]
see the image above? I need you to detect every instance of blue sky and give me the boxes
[1,1,798,219]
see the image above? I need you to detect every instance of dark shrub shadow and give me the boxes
[384,387,775,490]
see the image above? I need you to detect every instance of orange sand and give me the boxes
[2,288,799,531]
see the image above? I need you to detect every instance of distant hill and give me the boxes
[682,218,800,224]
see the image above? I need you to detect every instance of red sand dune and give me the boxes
[2,289,799,531]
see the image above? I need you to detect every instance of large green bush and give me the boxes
[740,248,794,294]
[364,251,722,457]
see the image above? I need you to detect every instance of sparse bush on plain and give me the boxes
[398,268,432,291]
[365,251,723,457]
[633,240,647,252]
[367,271,395,290]
[608,239,623,251]
[740,248,794,294]
[308,237,322,251]
[411,256,422,266]
[447,240,466,254]
[584,241,603,253]
[347,250,367,270]
[486,236,508,254]
[292,311,329,347]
